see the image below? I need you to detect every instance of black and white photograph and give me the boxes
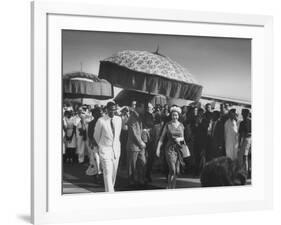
[62,30,252,194]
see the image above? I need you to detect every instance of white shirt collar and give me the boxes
[104,114,115,120]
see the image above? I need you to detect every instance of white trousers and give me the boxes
[101,157,119,192]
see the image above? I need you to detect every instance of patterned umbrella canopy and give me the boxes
[63,72,113,100]
[114,89,167,107]
[99,50,203,100]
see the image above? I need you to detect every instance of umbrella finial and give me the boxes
[80,62,83,72]
[153,44,165,57]
[155,44,160,55]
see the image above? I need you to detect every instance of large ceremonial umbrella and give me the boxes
[99,50,203,101]
[114,89,167,107]
[63,71,114,100]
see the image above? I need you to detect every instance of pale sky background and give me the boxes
[62,30,251,102]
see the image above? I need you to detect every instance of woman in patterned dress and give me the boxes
[156,106,185,189]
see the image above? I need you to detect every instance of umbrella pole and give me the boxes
[111,83,114,99]
[144,95,150,109]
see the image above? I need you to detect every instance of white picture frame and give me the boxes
[31,1,273,224]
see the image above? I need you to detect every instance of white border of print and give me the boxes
[31,1,273,224]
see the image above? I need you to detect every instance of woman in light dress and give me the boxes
[156,106,185,189]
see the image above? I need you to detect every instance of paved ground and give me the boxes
[63,162,202,194]
[63,160,251,194]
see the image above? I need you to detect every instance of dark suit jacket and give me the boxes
[126,110,144,152]
[143,111,154,129]
[192,117,209,149]
[211,119,225,157]
[88,118,98,146]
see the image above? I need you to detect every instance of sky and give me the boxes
[62,30,251,102]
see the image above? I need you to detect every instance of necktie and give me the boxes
[110,118,115,138]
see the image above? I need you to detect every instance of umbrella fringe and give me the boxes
[99,61,202,101]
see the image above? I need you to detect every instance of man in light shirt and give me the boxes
[94,102,122,192]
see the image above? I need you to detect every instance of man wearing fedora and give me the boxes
[94,102,122,192]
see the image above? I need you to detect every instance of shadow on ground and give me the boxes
[63,162,201,194]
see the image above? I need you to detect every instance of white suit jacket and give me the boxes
[94,115,122,160]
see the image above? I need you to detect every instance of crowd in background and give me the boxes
[63,100,251,191]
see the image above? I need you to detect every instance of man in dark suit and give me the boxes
[204,104,213,162]
[126,102,146,186]
[210,110,225,160]
[143,102,155,182]
[192,108,209,176]
[87,107,103,182]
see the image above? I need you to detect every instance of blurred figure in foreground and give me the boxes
[200,156,247,187]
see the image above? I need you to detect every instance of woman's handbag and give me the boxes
[141,129,151,143]
[179,141,191,158]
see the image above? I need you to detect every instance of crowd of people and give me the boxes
[63,100,251,192]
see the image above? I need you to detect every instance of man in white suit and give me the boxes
[224,109,239,160]
[94,102,122,192]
